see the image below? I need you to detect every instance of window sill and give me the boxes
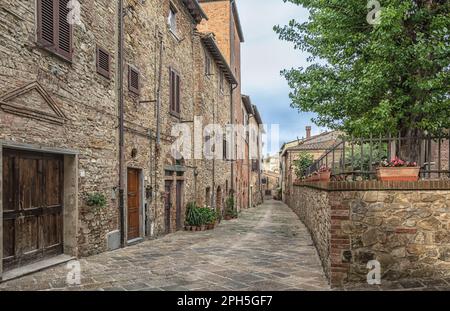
[169,29,182,42]
[170,111,181,119]
[37,43,73,64]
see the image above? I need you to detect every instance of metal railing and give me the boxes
[302,133,450,180]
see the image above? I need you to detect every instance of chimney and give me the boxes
[306,126,312,139]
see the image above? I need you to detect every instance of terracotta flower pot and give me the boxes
[319,171,331,182]
[376,167,420,182]
[185,226,191,231]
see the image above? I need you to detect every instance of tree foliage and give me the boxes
[274,0,450,137]
[293,152,315,178]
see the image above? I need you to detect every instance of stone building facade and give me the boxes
[280,130,341,202]
[0,0,259,280]
[198,0,248,210]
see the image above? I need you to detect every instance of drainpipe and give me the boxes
[118,0,126,248]
[230,83,237,196]
[153,29,163,235]
[156,32,163,146]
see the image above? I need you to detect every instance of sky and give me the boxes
[236,0,327,155]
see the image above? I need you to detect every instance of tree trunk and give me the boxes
[398,128,422,163]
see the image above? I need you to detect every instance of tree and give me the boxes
[275,0,449,161]
[293,152,314,178]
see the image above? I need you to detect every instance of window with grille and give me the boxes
[37,0,73,61]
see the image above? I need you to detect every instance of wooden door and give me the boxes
[127,168,140,240]
[2,149,63,271]
[176,181,183,231]
[164,181,172,234]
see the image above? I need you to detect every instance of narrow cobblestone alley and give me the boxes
[0,200,330,291]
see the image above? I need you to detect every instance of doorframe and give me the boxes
[0,141,79,281]
[125,167,144,244]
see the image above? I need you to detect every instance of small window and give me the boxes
[223,138,227,160]
[37,0,73,61]
[169,68,181,116]
[205,54,211,76]
[128,65,140,95]
[168,5,177,34]
[219,71,224,92]
[96,47,111,79]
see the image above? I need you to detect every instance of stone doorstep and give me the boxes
[1,254,75,283]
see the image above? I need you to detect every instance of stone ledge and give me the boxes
[294,180,450,191]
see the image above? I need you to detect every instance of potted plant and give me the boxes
[318,165,331,182]
[186,202,202,231]
[224,195,237,220]
[377,157,420,182]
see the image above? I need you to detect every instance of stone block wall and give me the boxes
[288,186,331,279]
[289,181,450,287]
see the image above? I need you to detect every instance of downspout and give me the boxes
[230,83,237,196]
[156,32,163,146]
[154,29,164,234]
[118,0,125,247]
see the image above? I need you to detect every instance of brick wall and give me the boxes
[289,181,450,287]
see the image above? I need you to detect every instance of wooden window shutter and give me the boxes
[128,65,140,95]
[37,0,55,47]
[96,47,111,79]
[57,0,72,60]
[176,74,180,114]
[37,0,73,61]
[169,69,175,112]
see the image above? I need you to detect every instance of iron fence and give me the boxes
[302,133,450,180]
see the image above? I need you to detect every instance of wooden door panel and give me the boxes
[2,219,15,259]
[176,181,183,231]
[45,158,62,206]
[164,181,172,234]
[2,149,64,271]
[2,153,16,212]
[20,216,39,254]
[127,169,140,240]
[19,157,42,211]
[43,212,63,248]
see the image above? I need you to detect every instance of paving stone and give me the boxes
[0,200,330,291]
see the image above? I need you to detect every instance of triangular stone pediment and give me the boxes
[0,81,67,125]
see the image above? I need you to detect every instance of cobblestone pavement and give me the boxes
[0,200,330,291]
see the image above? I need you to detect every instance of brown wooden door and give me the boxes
[176,181,183,231]
[164,181,172,234]
[127,168,140,240]
[2,149,63,271]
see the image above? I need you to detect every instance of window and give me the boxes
[205,187,211,207]
[169,68,181,116]
[219,71,224,92]
[204,134,212,158]
[96,47,111,79]
[37,0,73,61]
[223,138,227,160]
[128,65,140,95]
[168,5,177,34]
[205,54,211,76]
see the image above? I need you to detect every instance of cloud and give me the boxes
[236,0,327,148]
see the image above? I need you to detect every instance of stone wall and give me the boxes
[0,0,120,257]
[288,181,450,287]
[287,186,331,278]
